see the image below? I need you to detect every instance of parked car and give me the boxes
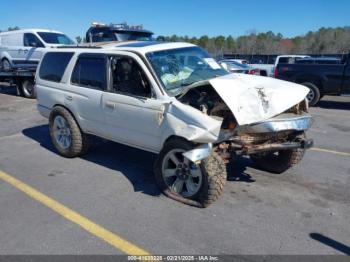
[36,42,313,207]
[249,55,310,77]
[229,59,249,64]
[0,29,74,71]
[295,57,341,64]
[86,22,153,43]
[219,60,260,75]
[275,52,350,106]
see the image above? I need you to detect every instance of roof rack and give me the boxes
[56,45,102,49]
[91,21,144,30]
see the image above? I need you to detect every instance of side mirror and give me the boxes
[30,42,37,47]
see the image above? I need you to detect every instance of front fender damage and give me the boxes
[161,100,222,145]
[183,143,213,163]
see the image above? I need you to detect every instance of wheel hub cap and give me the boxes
[53,116,71,149]
[162,149,203,198]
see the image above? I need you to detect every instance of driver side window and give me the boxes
[108,56,152,98]
[23,33,44,48]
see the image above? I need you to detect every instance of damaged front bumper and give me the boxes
[241,113,312,133]
[236,113,313,155]
[237,138,314,155]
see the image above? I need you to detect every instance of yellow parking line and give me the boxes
[311,147,350,157]
[0,170,150,255]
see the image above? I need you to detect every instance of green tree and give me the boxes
[198,35,209,49]
[156,35,166,41]
[226,35,236,53]
[214,35,226,55]
[169,34,179,42]
[75,36,82,44]
[8,26,20,31]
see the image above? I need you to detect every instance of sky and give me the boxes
[0,0,349,39]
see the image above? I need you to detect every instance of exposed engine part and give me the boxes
[285,99,308,114]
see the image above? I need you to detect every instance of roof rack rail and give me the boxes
[56,45,102,49]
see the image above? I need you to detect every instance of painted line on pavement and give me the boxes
[311,147,350,157]
[0,170,150,255]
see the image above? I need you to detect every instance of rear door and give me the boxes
[66,53,109,136]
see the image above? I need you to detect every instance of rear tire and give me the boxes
[19,79,36,98]
[49,106,89,158]
[251,132,306,174]
[301,82,321,106]
[1,58,11,71]
[154,138,227,208]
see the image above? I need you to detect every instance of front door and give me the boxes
[102,55,164,152]
[22,33,44,67]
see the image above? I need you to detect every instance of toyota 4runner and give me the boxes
[36,41,313,207]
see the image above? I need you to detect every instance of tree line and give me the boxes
[155,27,350,56]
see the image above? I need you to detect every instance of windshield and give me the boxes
[38,32,75,45]
[115,32,153,41]
[146,47,228,96]
[221,61,250,70]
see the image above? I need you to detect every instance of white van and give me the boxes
[0,29,75,71]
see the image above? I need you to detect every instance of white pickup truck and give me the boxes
[249,55,310,77]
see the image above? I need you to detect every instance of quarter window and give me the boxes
[71,56,107,90]
[39,52,74,82]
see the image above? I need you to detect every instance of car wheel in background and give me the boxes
[20,79,36,99]
[251,132,306,173]
[1,58,11,71]
[302,82,321,106]
[49,106,89,158]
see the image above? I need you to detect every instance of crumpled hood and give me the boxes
[181,73,309,125]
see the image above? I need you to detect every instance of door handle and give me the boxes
[105,101,115,109]
[65,95,73,101]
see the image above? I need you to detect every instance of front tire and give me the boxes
[154,138,227,207]
[49,106,89,158]
[251,133,306,174]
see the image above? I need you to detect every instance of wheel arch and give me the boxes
[51,104,84,133]
[294,74,324,94]
[163,135,193,147]
[0,53,12,65]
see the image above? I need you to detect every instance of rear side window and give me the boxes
[39,52,74,82]
[71,56,106,90]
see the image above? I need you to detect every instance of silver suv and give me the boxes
[36,41,313,207]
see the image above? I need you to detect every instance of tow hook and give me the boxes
[301,138,314,149]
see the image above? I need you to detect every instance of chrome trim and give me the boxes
[183,143,213,163]
[242,113,312,133]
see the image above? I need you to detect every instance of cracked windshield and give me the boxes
[146,47,227,96]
